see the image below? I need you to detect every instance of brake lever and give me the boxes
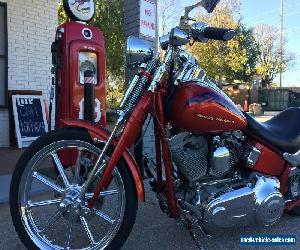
[187,17,197,22]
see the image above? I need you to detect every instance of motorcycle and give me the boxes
[10,0,300,249]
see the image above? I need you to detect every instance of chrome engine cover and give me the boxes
[204,176,284,228]
[209,132,245,177]
[170,132,208,182]
[211,146,230,177]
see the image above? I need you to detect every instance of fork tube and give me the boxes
[161,138,178,217]
[80,120,123,197]
[88,91,154,208]
[154,120,163,192]
[155,91,178,217]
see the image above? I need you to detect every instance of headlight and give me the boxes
[79,52,97,84]
[126,36,154,68]
[159,34,170,50]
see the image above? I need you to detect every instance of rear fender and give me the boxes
[61,119,145,202]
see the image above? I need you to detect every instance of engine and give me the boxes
[203,175,284,227]
[169,131,285,228]
[169,131,245,183]
[169,132,208,183]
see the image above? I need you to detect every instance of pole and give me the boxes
[84,70,95,121]
[280,0,284,87]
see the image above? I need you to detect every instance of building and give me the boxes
[0,0,57,147]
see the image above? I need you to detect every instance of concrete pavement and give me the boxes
[1,182,300,249]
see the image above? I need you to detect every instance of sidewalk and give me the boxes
[0,148,24,176]
[0,148,24,203]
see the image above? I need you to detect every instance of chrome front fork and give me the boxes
[79,115,125,198]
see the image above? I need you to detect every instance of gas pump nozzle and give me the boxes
[84,70,95,122]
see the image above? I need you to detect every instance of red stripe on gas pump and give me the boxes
[84,76,95,84]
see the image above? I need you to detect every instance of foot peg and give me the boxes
[283,150,300,167]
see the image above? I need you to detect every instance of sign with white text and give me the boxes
[12,95,48,148]
[140,0,157,39]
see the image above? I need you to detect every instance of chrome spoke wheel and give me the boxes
[18,140,126,250]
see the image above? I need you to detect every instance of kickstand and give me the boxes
[189,229,205,250]
[188,220,212,250]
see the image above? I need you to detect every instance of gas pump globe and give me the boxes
[63,0,95,22]
[50,0,106,130]
[49,0,106,166]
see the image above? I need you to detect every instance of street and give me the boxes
[1,181,299,250]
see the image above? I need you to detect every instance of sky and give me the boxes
[177,0,300,87]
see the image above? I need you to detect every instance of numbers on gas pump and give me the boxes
[79,98,102,122]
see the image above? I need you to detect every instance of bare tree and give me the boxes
[254,24,295,87]
[158,0,180,36]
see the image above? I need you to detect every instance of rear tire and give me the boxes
[10,127,138,250]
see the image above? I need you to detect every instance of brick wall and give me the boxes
[0,0,57,147]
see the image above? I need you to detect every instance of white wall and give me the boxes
[0,0,57,147]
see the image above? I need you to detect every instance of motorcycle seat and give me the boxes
[245,107,300,154]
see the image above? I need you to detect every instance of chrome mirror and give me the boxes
[184,0,220,16]
[203,0,220,13]
[179,0,220,29]
[126,36,154,68]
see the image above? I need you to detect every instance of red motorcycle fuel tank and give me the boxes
[170,81,247,134]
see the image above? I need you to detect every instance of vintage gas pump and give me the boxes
[50,0,106,167]
[50,0,106,130]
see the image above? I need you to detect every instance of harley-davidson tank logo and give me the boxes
[196,113,235,124]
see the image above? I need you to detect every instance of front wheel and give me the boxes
[10,128,138,250]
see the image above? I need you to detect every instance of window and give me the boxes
[0,2,7,107]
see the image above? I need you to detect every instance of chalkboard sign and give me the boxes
[12,95,48,148]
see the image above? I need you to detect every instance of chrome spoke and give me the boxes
[39,210,63,233]
[33,171,64,193]
[100,190,119,196]
[74,150,82,184]
[85,190,118,199]
[80,216,96,245]
[94,209,115,224]
[66,212,73,250]
[52,153,70,187]
[28,198,62,208]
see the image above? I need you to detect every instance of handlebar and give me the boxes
[160,24,236,50]
[202,27,236,41]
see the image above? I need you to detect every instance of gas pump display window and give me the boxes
[79,52,97,85]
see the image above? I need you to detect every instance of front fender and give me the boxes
[61,119,145,202]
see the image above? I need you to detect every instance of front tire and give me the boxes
[10,127,138,250]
